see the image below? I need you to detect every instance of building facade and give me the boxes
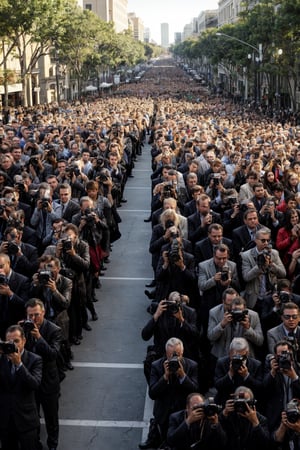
[161,23,169,48]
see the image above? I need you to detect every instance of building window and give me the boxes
[85,4,92,10]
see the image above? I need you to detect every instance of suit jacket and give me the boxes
[167,409,227,450]
[251,195,267,213]
[155,250,196,303]
[53,199,80,223]
[263,358,300,431]
[149,356,198,425]
[267,324,300,353]
[187,211,222,244]
[10,242,39,278]
[0,270,30,339]
[141,304,200,361]
[207,304,263,359]
[0,349,42,432]
[182,199,197,218]
[194,237,233,265]
[241,247,286,309]
[198,258,240,311]
[25,319,62,395]
[21,225,39,248]
[259,293,300,333]
[232,224,262,260]
[238,182,255,202]
[214,355,263,406]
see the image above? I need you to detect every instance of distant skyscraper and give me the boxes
[161,23,169,48]
[83,0,128,33]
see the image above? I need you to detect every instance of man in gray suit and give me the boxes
[198,243,240,333]
[241,227,286,309]
[267,302,300,354]
[208,291,264,360]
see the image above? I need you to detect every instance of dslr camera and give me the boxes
[168,238,181,264]
[234,392,256,413]
[162,183,176,199]
[220,265,230,281]
[83,207,96,225]
[168,352,180,373]
[192,398,222,417]
[212,173,221,186]
[0,274,8,285]
[231,309,248,323]
[277,350,292,370]
[20,319,35,334]
[231,354,246,371]
[0,340,18,354]
[278,291,291,304]
[257,244,272,269]
[286,399,300,423]
[38,269,52,285]
[61,237,73,252]
[164,299,182,314]
[41,198,50,210]
[65,165,80,177]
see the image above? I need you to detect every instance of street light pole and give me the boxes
[216,32,263,103]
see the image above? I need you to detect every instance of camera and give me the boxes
[98,173,108,183]
[164,299,182,314]
[192,397,222,417]
[168,352,180,373]
[277,350,292,370]
[6,240,19,256]
[227,196,238,207]
[278,291,291,304]
[29,156,39,167]
[212,173,221,186]
[83,207,96,224]
[286,399,300,423]
[61,237,73,252]
[231,309,248,323]
[15,181,25,192]
[165,219,175,229]
[0,340,17,354]
[38,269,52,285]
[257,245,272,269]
[220,265,229,281]
[231,354,246,371]
[20,319,35,334]
[0,274,8,285]
[168,238,181,264]
[65,165,80,177]
[234,392,256,413]
[41,198,50,209]
[163,183,176,199]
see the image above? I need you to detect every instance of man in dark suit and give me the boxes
[155,235,196,304]
[251,182,267,214]
[24,298,62,450]
[0,324,42,450]
[0,253,30,339]
[52,183,80,223]
[0,226,38,278]
[182,185,202,217]
[214,337,263,407]
[167,392,227,450]
[187,194,221,245]
[139,337,198,449]
[263,339,300,432]
[231,208,262,260]
[194,223,233,265]
[267,302,300,354]
[259,279,300,334]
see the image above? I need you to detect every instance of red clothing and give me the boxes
[276,227,299,265]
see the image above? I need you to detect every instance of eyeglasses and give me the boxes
[283,314,299,320]
[258,238,271,243]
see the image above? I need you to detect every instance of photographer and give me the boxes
[142,291,200,383]
[198,243,240,333]
[0,226,38,278]
[0,252,30,339]
[24,298,62,450]
[219,386,270,450]
[30,184,60,254]
[187,194,222,245]
[273,399,300,450]
[194,223,233,265]
[263,340,300,432]
[52,183,80,223]
[155,231,196,304]
[55,224,90,345]
[214,338,263,407]
[139,337,198,449]
[267,302,300,356]
[208,293,263,361]
[0,324,42,450]
[167,393,227,450]
[260,280,300,333]
[241,227,286,309]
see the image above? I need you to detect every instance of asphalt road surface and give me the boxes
[41,144,154,449]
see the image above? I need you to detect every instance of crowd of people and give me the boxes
[1,56,300,450]
[137,60,300,450]
[0,94,154,449]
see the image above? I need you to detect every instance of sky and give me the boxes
[127,0,219,45]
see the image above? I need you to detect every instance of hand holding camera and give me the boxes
[153,300,168,321]
[201,212,212,227]
[221,311,233,328]
[7,346,22,367]
[186,405,204,425]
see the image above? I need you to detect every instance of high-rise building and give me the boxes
[128,12,145,42]
[161,23,169,48]
[83,0,128,33]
